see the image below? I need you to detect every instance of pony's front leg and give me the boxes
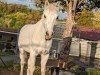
[27,52,36,75]
[41,53,49,75]
[19,49,27,75]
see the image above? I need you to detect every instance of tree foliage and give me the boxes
[34,0,100,27]
[89,0,100,8]
[92,11,100,28]
[75,9,94,27]
[0,0,100,29]
[75,9,100,28]
[0,1,42,29]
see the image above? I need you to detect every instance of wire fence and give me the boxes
[0,24,100,68]
[0,41,18,54]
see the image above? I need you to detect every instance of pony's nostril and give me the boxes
[46,31,53,36]
[46,32,49,36]
[45,31,53,40]
[46,31,49,36]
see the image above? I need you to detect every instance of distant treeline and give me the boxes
[75,9,100,28]
[0,1,42,29]
[0,1,100,29]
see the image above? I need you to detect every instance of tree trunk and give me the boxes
[58,1,75,68]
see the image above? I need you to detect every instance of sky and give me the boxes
[1,0,38,9]
[1,0,67,20]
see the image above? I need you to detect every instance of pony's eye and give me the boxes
[44,15,46,18]
[56,16,58,19]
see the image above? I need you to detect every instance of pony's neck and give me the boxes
[36,18,45,29]
[35,18,45,33]
[36,19,43,26]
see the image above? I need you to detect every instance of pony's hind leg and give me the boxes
[27,52,36,75]
[41,54,49,75]
[19,48,27,75]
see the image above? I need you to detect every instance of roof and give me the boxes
[0,26,100,41]
[73,26,100,41]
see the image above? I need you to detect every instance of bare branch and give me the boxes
[65,0,69,7]
[72,0,78,11]
[78,0,84,6]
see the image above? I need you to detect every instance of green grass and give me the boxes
[0,51,15,56]
[86,68,100,75]
[70,65,100,75]
[0,61,20,71]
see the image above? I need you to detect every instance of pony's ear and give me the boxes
[54,1,62,11]
[45,0,49,7]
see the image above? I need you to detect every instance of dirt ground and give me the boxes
[0,69,19,75]
[0,70,75,75]
[0,69,51,75]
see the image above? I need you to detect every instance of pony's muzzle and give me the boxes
[45,31,53,40]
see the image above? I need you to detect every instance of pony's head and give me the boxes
[42,1,59,40]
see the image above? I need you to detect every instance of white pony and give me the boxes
[18,1,59,75]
